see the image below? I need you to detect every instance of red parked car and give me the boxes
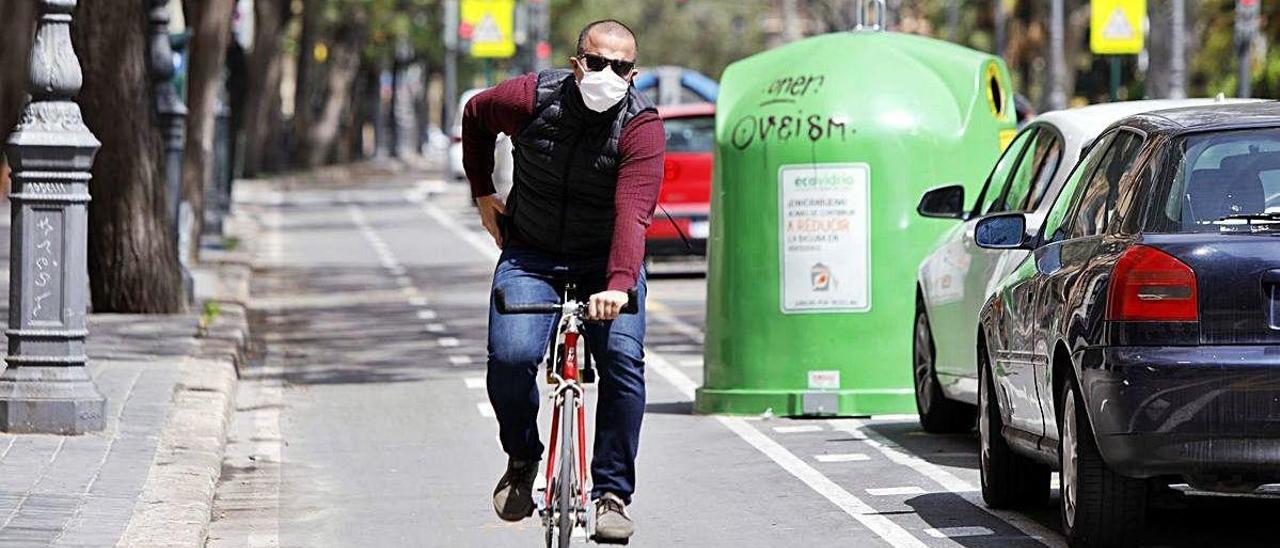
[647,103,714,257]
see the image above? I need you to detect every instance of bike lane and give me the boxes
[409,178,1060,547]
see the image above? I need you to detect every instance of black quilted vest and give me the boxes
[507,69,656,258]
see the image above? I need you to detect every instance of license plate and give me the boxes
[690,220,710,238]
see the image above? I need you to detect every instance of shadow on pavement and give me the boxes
[905,492,1054,547]
[247,263,491,386]
[864,421,981,472]
[644,401,693,415]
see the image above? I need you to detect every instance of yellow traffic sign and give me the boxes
[1091,0,1145,55]
[461,0,515,59]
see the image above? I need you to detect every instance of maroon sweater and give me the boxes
[462,73,664,291]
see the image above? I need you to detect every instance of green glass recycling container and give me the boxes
[697,31,1018,416]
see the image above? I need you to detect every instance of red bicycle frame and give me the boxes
[543,330,590,511]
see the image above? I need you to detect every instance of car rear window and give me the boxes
[664,116,715,153]
[1147,128,1280,233]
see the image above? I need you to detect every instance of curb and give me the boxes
[116,214,258,547]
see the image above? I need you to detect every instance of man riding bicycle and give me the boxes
[461,19,663,543]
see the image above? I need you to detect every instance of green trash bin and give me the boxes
[696,30,1018,416]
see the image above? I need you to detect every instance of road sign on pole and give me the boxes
[461,0,516,59]
[1090,0,1146,55]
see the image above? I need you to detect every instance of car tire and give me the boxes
[978,345,1050,509]
[913,302,977,433]
[1059,377,1146,548]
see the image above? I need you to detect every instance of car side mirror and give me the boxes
[917,185,966,219]
[975,213,1030,249]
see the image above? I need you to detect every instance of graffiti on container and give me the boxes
[730,113,849,150]
[760,74,826,106]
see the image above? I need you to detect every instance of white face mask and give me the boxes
[578,67,630,112]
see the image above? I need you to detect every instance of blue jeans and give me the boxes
[486,247,647,503]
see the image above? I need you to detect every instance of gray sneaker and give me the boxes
[492,458,538,522]
[592,492,634,543]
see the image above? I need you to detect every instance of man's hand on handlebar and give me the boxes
[588,290,630,321]
[476,194,505,248]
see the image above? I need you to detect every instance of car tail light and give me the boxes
[1107,245,1198,321]
[451,135,463,144]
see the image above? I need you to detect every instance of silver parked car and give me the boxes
[449,88,514,200]
[910,98,1252,433]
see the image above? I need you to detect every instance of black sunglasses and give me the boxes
[577,52,635,77]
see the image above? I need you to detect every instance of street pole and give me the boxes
[148,0,192,301]
[1110,57,1121,102]
[533,0,551,72]
[782,0,800,42]
[1,0,106,434]
[994,0,1007,58]
[444,0,459,133]
[1236,0,1260,98]
[1048,0,1067,110]
[1170,0,1186,99]
[946,0,960,43]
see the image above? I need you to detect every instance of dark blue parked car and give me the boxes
[972,101,1280,548]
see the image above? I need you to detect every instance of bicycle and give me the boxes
[495,283,638,548]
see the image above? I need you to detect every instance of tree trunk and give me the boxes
[299,14,367,168]
[1,0,37,192]
[73,0,183,313]
[291,0,322,164]
[242,0,290,177]
[180,0,235,259]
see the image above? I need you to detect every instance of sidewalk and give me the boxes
[0,202,251,546]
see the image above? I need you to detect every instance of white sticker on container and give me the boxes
[808,370,841,390]
[779,163,871,313]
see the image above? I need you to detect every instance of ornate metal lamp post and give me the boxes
[1,0,106,434]
[149,0,192,301]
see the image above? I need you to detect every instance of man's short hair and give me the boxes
[576,19,637,58]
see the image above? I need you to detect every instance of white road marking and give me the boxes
[866,486,927,496]
[646,353,928,548]
[415,310,438,320]
[395,275,413,287]
[773,425,823,434]
[437,191,931,548]
[418,201,501,261]
[448,355,473,366]
[408,296,429,306]
[426,323,447,333]
[815,453,870,463]
[832,419,1066,547]
[438,337,460,347]
[646,304,706,344]
[476,402,495,418]
[389,265,407,276]
[464,377,486,389]
[925,526,994,538]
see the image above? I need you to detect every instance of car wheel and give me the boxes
[978,345,1049,508]
[913,302,976,433]
[1059,377,1146,547]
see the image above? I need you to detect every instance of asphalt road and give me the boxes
[208,171,1280,547]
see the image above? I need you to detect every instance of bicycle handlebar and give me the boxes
[494,288,640,315]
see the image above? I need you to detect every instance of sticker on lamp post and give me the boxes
[778,163,871,313]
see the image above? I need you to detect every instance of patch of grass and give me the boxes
[221,236,241,251]
[199,300,222,332]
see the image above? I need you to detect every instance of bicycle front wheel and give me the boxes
[557,389,576,548]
